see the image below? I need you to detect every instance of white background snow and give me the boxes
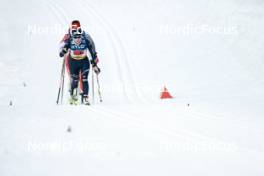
[1,0,264,175]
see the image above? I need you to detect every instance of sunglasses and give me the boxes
[71,27,83,36]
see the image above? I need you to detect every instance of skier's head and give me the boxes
[70,20,83,36]
[71,20,81,29]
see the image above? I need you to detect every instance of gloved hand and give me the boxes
[90,57,98,66]
[93,65,101,75]
[90,57,100,74]
[59,47,68,57]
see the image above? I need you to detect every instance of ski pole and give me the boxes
[56,58,66,104]
[92,67,95,103]
[60,58,66,104]
[96,74,103,102]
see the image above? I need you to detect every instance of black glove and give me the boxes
[90,58,98,67]
[59,47,68,57]
[92,52,97,61]
[93,65,101,74]
[90,57,100,74]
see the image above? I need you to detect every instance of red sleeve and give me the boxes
[60,34,70,43]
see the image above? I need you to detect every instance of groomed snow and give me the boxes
[1,0,264,175]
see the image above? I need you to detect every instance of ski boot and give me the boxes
[82,96,90,105]
[69,89,78,105]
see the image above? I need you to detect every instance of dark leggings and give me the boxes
[69,57,90,97]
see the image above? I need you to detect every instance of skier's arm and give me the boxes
[84,33,98,63]
[59,34,70,57]
[84,33,100,74]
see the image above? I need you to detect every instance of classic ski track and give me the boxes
[93,104,262,152]
[90,105,245,149]
[47,0,155,104]
[48,0,263,137]
[70,1,133,103]
[169,108,264,143]
[45,0,128,102]
[44,0,262,139]
[187,109,264,134]
[99,105,262,152]
[87,1,149,104]
[49,0,69,26]
[44,0,67,26]
[80,0,147,104]
[42,0,70,105]
[89,106,209,143]
[51,0,134,103]
[44,0,259,152]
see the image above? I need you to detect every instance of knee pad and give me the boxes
[81,69,89,76]
[71,74,79,81]
[71,74,79,87]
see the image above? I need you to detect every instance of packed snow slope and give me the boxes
[1,0,264,175]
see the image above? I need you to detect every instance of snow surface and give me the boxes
[1,0,264,175]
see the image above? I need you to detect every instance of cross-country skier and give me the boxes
[59,20,100,105]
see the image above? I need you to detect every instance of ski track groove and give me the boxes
[85,2,149,104]
[74,0,132,103]
[43,0,257,153]
[93,105,262,152]
[50,0,69,26]
[47,0,149,104]
[80,3,136,104]
[81,0,147,104]
[77,0,134,103]
[52,0,133,103]
[44,0,71,104]
[90,105,244,149]
[186,109,264,134]
[43,0,66,26]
